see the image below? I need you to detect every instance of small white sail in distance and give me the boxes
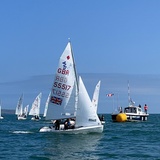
[29,92,42,116]
[92,81,101,113]
[0,100,4,119]
[43,92,51,117]
[15,94,23,116]
[23,104,29,117]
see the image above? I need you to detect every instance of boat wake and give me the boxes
[12,131,33,134]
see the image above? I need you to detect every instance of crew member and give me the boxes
[144,104,148,114]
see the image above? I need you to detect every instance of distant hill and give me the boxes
[2,109,15,114]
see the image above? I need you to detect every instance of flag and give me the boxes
[50,96,62,105]
[106,93,114,97]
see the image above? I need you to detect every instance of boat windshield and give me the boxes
[124,107,137,113]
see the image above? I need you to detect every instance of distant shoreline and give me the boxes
[2,109,15,114]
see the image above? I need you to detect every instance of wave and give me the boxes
[12,131,33,134]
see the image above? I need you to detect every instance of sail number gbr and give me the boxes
[53,82,71,90]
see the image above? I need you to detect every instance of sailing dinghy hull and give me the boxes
[39,125,103,134]
[18,116,27,120]
[31,116,41,121]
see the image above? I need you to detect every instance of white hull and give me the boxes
[112,113,149,122]
[101,121,105,124]
[17,116,27,120]
[31,116,41,121]
[39,125,103,134]
[0,116,4,119]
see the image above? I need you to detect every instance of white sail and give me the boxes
[76,76,101,127]
[0,105,1,117]
[0,102,4,119]
[92,81,101,112]
[45,42,78,120]
[15,94,23,116]
[43,92,51,117]
[23,105,29,117]
[29,92,42,116]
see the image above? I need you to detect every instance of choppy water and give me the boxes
[0,114,160,160]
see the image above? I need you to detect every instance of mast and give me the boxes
[128,80,130,105]
[68,39,79,92]
[69,39,79,111]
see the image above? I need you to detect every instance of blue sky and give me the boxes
[1,0,160,82]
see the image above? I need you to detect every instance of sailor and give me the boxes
[101,115,104,121]
[64,119,69,129]
[144,104,148,114]
[64,118,75,129]
[69,118,75,129]
[55,119,60,130]
[119,107,123,113]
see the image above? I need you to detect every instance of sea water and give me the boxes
[1,73,160,159]
[0,114,160,160]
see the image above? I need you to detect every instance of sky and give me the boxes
[1,0,160,82]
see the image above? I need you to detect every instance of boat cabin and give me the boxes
[124,106,143,114]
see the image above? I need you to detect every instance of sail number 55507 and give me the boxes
[53,82,71,90]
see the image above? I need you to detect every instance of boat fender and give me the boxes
[116,113,127,122]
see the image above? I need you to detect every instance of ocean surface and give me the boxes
[1,114,160,160]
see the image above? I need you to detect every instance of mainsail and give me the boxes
[15,94,23,116]
[29,92,42,116]
[45,42,78,120]
[23,105,29,117]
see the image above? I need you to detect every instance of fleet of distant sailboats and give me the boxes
[15,94,29,120]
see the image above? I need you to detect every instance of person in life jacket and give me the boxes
[144,104,148,114]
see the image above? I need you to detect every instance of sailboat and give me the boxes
[15,94,28,120]
[92,81,105,124]
[22,104,29,119]
[43,92,51,118]
[29,92,42,120]
[15,94,24,120]
[39,41,103,133]
[0,102,4,119]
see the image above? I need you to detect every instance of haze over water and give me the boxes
[0,73,159,114]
